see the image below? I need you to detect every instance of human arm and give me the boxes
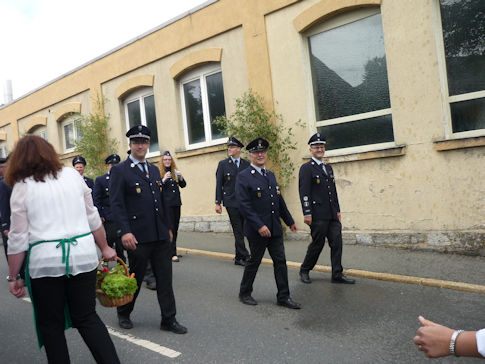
[215,161,224,206]
[176,171,186,188]
[92,177,105,220]
[298,164,313,226]
[413,316,482,358]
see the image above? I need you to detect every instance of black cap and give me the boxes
[0,155,8,167]
[246,138,269,153]
[105,154,121,164]
[162,150,171,157]
[227,136,244,148]
[127,149,131,155]
[72,155,87,166]
[308,132,326,145]
[126,124,151,140]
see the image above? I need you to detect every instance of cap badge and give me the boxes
[138,125,142,131]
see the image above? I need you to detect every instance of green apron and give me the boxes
[24,232,91,349]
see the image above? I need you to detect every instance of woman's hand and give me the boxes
[101,246,117,261]
[9,280,25,298]
[162,171,171,183]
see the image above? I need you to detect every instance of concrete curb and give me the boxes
[178,247,485,295]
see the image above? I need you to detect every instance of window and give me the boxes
[124,88,159,156]
[307,9,394,152]
[32,126,48,140]
[0,143,7,158]
[61,116,82,152]
[437,0,485,135]
[180,65,226,149]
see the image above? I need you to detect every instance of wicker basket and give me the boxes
[96,257,135,307]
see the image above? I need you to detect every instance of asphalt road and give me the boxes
[1,250,484,363]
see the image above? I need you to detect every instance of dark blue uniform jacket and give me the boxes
[109,158,171,243]
[83,175,94,190]
[0,177,12,232]
[162,174,186,207]
[236,166,294,239]
[215,157,250,208]
[298,160,340,221]
[93,172,114,221]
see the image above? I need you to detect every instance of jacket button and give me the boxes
[271,211,274,213]
[133,216,136,219]
[271,195,273,197]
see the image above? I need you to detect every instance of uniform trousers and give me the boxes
[300,219,343,278]
[104,220,126,263]
[226,206,250,260]
[2,234,7,260]
[168,206,181,257]
[30,269,120,364]
[117,240,176,323]
[239,235,290,301]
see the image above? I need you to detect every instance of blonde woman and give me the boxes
[160,151,186,262]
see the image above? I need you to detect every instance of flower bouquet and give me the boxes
[95,257,137,307]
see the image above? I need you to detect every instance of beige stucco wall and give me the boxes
[265,0,485,242]
[101,27,249,217]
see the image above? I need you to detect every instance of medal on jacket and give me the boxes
[276,186,281,195]
[257,187,261,198]
[316,175,320,184]
[105,187,109,197]
[227,173,231,181]
[135,182,141,194]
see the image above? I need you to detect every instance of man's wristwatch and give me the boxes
[6,274,21,282]
[450,329,464,357]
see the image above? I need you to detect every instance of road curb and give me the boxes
[178,247,485,295]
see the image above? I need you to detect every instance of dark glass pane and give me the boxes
[127,100,141,128]
[440,0,485,95]
[309,13,391,121]
[206,72,226,139]
[318,114,394,150]
[450,97,485,132]
[144,95,159,153]
[183,79,205,144]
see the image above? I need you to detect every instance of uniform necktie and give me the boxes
[235,159,239,168]
[321,163,327,175]
[142,162,149,177]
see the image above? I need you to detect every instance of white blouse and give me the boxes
[477,329,485,357]
[8,167,101,278]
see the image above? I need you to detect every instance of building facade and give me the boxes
[0,0,484,252]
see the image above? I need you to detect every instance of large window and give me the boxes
[437,0,485,135]
[61,116,82,153]
[307,9,393,152]
[180,65,226,149]
[124,88,159,155]
[32,126,48,140]
[0,142,7,158]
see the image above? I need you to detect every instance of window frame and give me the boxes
[179,64,227,150]
[0,142,7,159]
[60,115,82,153]
[433,0,485,139]
[123,87,160,158]
[32,126,48,140]
[302,7,396,156]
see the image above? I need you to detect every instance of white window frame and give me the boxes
[301,7,396,157]
[179,64,227,150]
[433,0,485,139]
[60,115,82,153]
[123,87,160,158]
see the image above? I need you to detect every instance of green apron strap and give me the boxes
[25,232,91,349]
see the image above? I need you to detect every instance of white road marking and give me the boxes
[20,296,180,358]
[107,326,181,358]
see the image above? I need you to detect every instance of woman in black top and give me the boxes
[160,151,186,262]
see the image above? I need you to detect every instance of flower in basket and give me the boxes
[96,263,138,298]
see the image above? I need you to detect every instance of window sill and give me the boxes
[433,136,485,151]
[175,144,227,159]
[302,145,407,164]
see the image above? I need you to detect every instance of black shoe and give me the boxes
[160,320,188,334]
[239,295,257,305]
[277,297,301,309]
[234,258,247,266]
[118,316,133,329]
[146,281,157,290]
[331,274,356,284]
[299,271,311,284]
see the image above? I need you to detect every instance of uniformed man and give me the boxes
[0,156,11,260]
[72,155,94,189]
[298,133,355,284]
[236,138,300,309]
[109,124,187,334]
[93,153,126,262]
[215,136,250,266]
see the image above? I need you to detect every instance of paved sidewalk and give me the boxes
[177,231,485,288]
